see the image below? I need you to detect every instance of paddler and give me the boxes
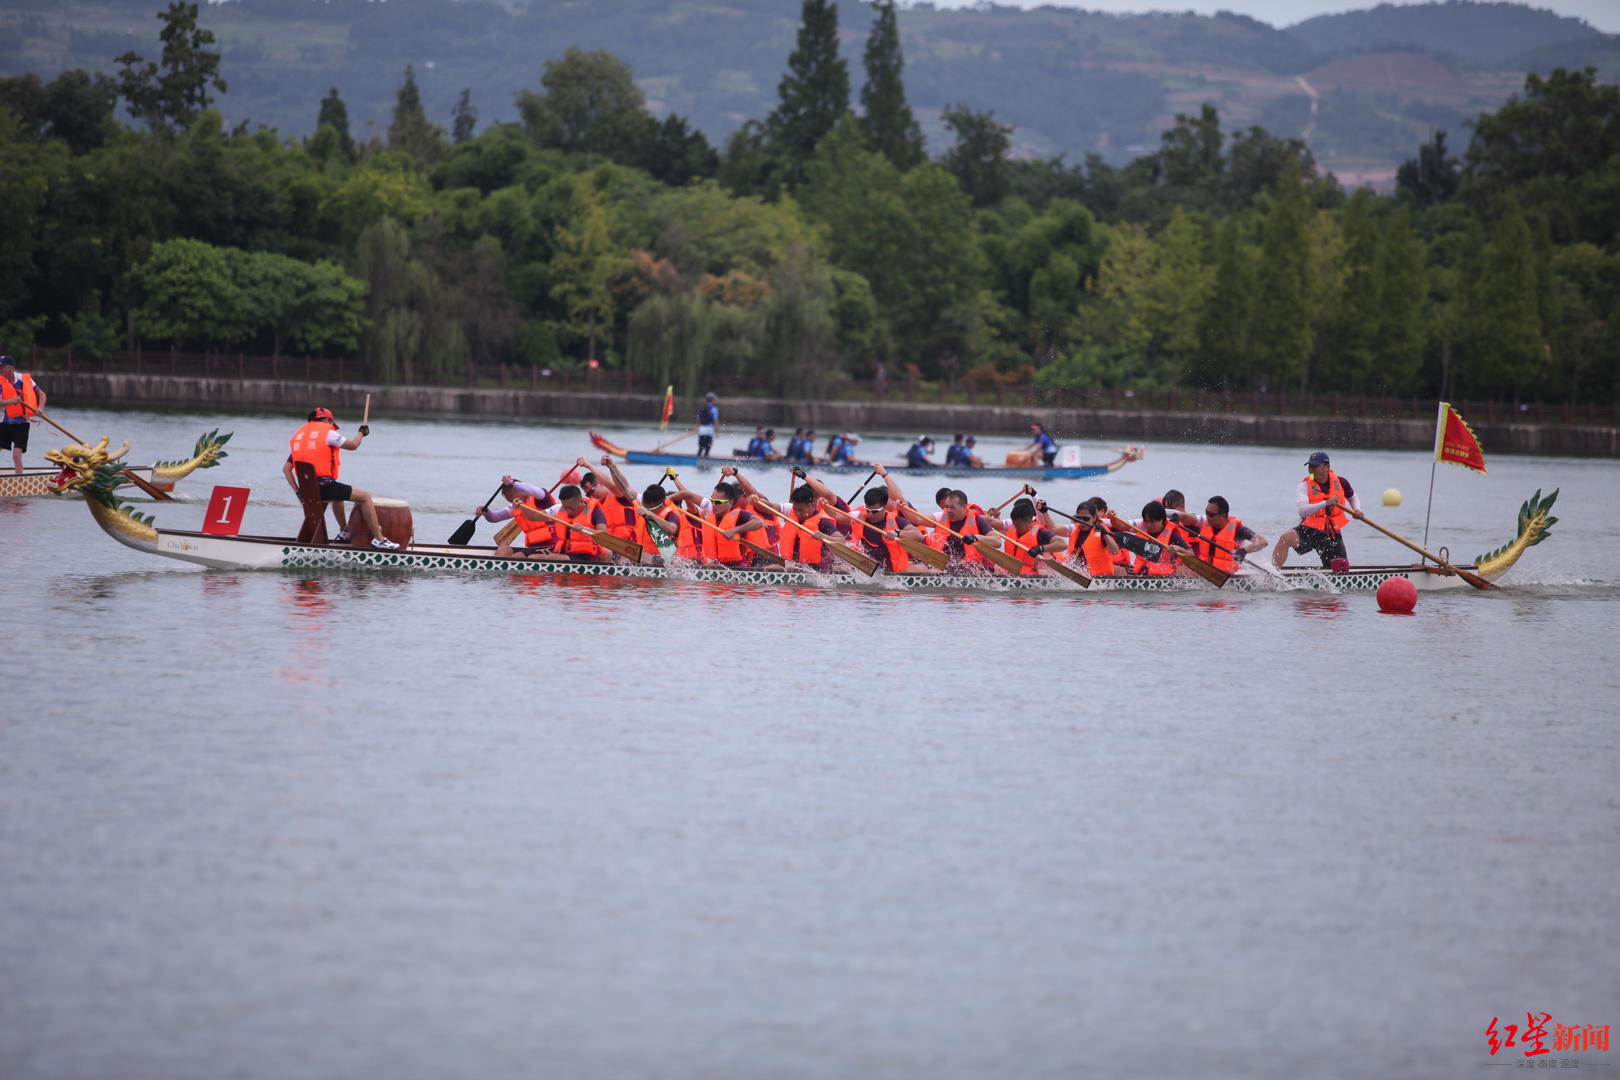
[825,432,863,466]
[1161,489,1201,530]
[1110,500,1192,577]
[283,406,399,550]
[994,498,1064,574]
[1194,496,1266,571]
[842,464,926,573]
[1272,451,1358,569]
[549,484,610,562]
[701,479,769,567]
[762,484,843,570]
[576,456,638,544]
[716,466,782,553]
[905,488,997,569]
[904,435,935,468]
[633,483,690,565]
[1062,499,1121,577]
[477,475,558,558]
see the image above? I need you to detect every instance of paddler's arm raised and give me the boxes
[872,463,906,509]
[600,456,637,499]
[583,456,626,500]
[790,467,843,508]
[720,464,766,502]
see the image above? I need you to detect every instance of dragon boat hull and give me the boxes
[590,432,1143,481]
[101,525,1483,593]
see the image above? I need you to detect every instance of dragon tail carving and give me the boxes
[1475,489,1559,580]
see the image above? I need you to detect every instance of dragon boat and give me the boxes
[49,431,1559,596]
[589,431,1145,481]
[0,430,230,498]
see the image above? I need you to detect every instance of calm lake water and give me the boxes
[3,406,1617,1078]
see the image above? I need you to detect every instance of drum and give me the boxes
[346,497,414,548]
[1004,450,1036,467]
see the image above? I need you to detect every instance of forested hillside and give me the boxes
[1,0,1613,184]
[3,1,1617,410]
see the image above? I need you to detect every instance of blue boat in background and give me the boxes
[590,432,1144,481]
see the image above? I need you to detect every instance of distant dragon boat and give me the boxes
[50,430,1559,596]
[589,431,1145,481]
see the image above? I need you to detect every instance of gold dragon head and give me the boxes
[44,437,130,496]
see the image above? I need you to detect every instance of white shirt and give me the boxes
[1295,478,1361,520]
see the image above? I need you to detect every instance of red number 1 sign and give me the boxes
[202,485,251,536]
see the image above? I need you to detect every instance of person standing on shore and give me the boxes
[696,392,719,458]
[0,356,45,475]
[1272,452,1358,569]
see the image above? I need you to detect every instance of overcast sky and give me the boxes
[923,0,1620,35]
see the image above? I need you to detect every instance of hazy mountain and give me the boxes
[1,0,1613,186]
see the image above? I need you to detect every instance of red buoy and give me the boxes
[1376,575,1418,614]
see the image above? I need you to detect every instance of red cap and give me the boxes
[312,407,336,423]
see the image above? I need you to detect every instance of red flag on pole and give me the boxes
[1435,402,1487,475]
[659,385,674,430]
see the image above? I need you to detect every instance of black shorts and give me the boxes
[1292,523,1347,566]
[318,479,353,501]
[1041,451,1057,466]
[697,435,713,456]
[0,424,28,452]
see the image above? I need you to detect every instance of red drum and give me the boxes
[346,497,414,548]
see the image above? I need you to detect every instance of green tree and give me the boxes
[115,1,227,132]
[388,65,446,165]
[636,114,718,187]
[942,104,1011,208]
[517,47,648,162]
[1372,200,1427,392]
[317,86,354,159]
[1252,158,1314,390]
[549,177,626,365]
[129,237,242,347]
[859,0,924,171]
[1159,103,1224,189]
[1320,189,1380,391]
[1395,130,1458,209]
[764,244,840,398]
[1455,201,1544,397]
[452,89,477,144]
[1196,215,1257,389]
[767,0,850,185]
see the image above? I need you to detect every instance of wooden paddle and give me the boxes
[754,501,878,577]
[653,427,695,453]
[845,468,878,504]
[29,408,176,501]
[448,484,504,545]
[662,499,787,567]
[517,503,644,563]
[822,502,949,572]
[360,394,371,433]
[934,512,1089,586]
[990,484,1035,518]
[1347,509,1497,590]
[493,520,522,546]
[1106,512,1230,587]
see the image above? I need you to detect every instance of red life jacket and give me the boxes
[1197,517,1244,572]
[288,420,340,479]
[635,503,681,555]
[1067,525,1116,577]
[1,373,40,420]
[514,496,554,547]
[848,509,909,572]
[701,505,749,565]
[783,509,835,565]
[1301,471,1349,532]
[555,505,603,558]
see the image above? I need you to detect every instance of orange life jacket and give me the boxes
[600,496,638,543]
[1301,471,1349,532]
[782,509,835,565]
[929,511,989,565]
[514,496,554,547]
[1067,525,1116,577]
[288,420,340,479]
[635,503,681,555]
[1007,522,1045,574]
[555,505,603,558]
[701,505,750,565]
[1,373,39,420]
[1132,522,1186,576]
[1197,517,1244,572]
[848,509,909,572]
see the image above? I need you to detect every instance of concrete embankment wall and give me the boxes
[52,372,1620,456]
